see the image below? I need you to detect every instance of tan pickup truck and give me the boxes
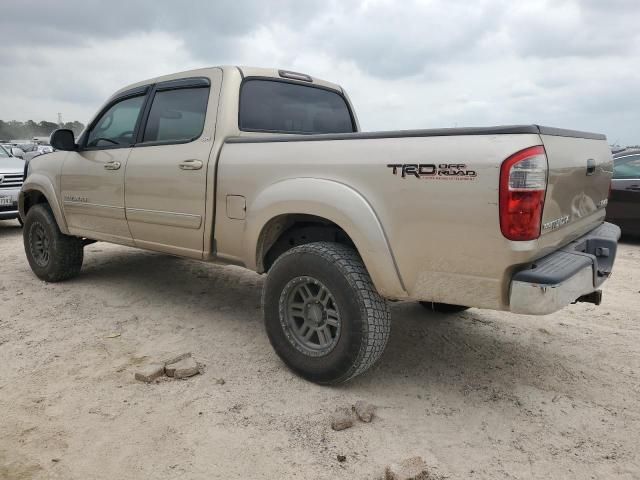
[20,66,620,384]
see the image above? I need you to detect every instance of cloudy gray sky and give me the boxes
[1,0,638,144]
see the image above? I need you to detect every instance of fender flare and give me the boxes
[19,175,70,234]
[245,178,408,299]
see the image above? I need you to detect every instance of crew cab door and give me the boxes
[124,73,221,258]
[60,87,148,244]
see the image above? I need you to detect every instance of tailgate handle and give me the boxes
[586,159,596,176]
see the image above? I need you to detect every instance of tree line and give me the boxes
[0,120,85,142]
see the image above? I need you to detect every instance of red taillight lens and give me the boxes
[499,146,548,241]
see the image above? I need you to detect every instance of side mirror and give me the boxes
[11,147,25,159]
[50,129,76,151]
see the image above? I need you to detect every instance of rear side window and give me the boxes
[143,87,209,143]
[613,155,640,179]
[239,79,354,134]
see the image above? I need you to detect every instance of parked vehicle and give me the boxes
[37,145,54,154]
[19,67,619,383]
[23,145,54,163]
[0,145,25,225]
[1,145,26,159]
[606,149,640,236]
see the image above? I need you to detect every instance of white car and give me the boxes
[24,145,54,163]
[1,144,26,160]
[0,145,25,225]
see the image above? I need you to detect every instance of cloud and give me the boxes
[504,1,640,59]
[0,0,638,145]
[0,31,200,123]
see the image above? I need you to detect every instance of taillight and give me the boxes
[499,145,548,241]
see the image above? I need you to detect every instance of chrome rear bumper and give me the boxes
[509,222,621,315]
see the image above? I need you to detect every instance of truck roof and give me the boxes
[112,66,344,98]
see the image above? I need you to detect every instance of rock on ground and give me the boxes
[330,407,354,431]
[354,400,375,422]
[165,356,200,379]
[162,352,192,365]
[134,364,165,383]
[385,456,445,480]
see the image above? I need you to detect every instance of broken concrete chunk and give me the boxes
[331,407,354,431]
[354,400,375,422]
[166,356,200,379]
[385,457,443,480]
[134,364,165,383]
[162,352,192,366]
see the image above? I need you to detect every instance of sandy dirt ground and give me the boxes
[1,218,639,480]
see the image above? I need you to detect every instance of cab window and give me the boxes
[142,87,209,143]
[86,95,145,148]
[613,155,640,179]
[239,79,355,134]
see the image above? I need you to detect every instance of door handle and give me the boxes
[104,161,121,170]
[626,184,640,191]
[179,159,203,171]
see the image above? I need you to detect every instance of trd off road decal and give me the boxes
[387,163,477,181]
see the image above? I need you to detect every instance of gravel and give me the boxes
[1,220,639,479]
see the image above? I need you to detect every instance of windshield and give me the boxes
[0,145,10,158]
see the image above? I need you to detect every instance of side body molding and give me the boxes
[20,174,70,235]
[244,178,408,299]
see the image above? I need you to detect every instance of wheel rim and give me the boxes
[30,221,50,267]
[280,276,341,356]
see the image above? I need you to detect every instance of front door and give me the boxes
[125,74,220,258]
[61,91,148,244]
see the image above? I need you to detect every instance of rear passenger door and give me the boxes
[124,74,220,258]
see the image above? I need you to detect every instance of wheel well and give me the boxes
[258,214,356,272]
[22,190,49,216]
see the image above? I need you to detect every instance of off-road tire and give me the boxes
[23,204,83,282]
[420,301,469,314]
[263,242,391,384]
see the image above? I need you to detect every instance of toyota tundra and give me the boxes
[19,66,620,384]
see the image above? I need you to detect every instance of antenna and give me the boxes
[58,113,63,127]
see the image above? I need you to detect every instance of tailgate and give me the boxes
[538,129,612,247]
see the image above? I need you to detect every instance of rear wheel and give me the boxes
[23,204,83,282]
[420,302,469,314]
[263,242,391,384]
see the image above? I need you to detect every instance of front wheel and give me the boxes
[23,204,84,282]
[263,242,391,385]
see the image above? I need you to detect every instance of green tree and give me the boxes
[0,119,85,141]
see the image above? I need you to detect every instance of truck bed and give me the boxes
[219,125,612,310]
